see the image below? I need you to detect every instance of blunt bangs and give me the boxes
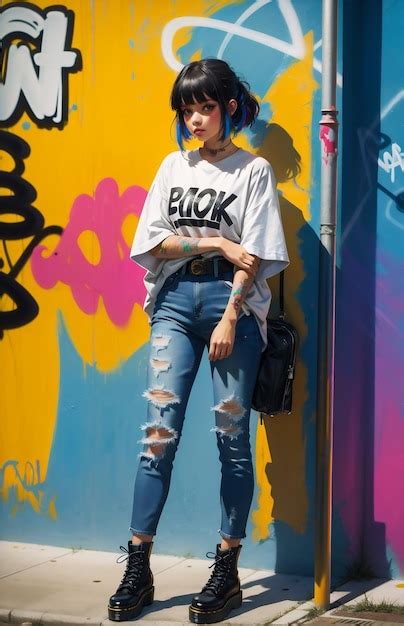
[170,59,258,149]
[171,68,221,111]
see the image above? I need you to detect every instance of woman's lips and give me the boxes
[193,129,205,135]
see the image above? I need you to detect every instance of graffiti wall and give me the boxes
[0,0,402,580]
[334,0,404,580]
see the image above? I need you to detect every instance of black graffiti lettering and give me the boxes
[0,130,63,339]
[0,171,44,239]
[0,267,39,332]
[168,187,183,215]
[178,187,198,217]
[210,191,236,226]
[193,189,216,218]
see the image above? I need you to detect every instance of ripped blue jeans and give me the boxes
[130,270,263,539]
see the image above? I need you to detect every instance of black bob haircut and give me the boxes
[171,59,260,145]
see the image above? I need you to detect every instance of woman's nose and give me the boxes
[191,112,202,126]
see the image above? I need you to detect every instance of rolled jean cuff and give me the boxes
[219,529,246,540]
[129,526,156,537]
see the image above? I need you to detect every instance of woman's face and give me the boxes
[180,97,223,143]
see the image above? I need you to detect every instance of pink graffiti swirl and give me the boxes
[31,178,147,326]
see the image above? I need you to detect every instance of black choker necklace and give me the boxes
[203,140,233,157]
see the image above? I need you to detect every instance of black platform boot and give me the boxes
[108,541,154,621]
[189,544,242,624]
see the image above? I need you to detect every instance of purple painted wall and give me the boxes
[334,0,404,579]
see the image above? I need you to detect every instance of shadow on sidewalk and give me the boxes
[139,572,315,619]
[140,575,389,622]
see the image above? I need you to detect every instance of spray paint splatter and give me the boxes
[320,125,337,165]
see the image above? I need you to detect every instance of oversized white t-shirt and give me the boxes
[130,148,289,348]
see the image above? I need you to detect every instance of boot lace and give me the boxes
[116,545,145,592]
[202,551,232,595]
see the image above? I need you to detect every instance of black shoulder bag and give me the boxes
[251,270,298,418]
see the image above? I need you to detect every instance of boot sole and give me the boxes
[189,590,242,624]
[108,586,154,621]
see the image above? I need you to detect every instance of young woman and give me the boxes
[108,59,289,624]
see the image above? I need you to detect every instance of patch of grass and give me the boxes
[350,595,404,614]
[304,606,326,621]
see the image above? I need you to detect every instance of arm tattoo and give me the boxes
[180,238,200,253]
[226,261,258,315]
[158,237,199,257]
[231,279,249,312]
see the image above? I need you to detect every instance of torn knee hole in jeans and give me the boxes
[142,386,180,408]
[211,424,243,440]
[139,421,178,458]
[150,358,171,376]
[151,334,171,352]
[212,394,245,420]
[211,394,245,440]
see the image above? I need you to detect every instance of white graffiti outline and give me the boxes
[341,90,404,243]
[313,38,322,51]
[162,0,305,71]
[380,90,404,119]
[218,0,272,59]
[378,143,404,184]
[161,0,343,87]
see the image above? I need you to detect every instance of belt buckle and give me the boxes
[190,259,205,275]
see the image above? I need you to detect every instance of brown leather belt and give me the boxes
[181,257,234,276]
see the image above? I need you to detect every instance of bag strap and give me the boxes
[279,270,285,319]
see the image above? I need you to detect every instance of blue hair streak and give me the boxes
[223,112,232,139]
[176,119,192,151]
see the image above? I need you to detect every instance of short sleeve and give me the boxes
[241,159,289,280]
[130,155,176,274]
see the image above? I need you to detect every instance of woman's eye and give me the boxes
[204,104,215,111]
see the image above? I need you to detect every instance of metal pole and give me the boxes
[314,0,339,610]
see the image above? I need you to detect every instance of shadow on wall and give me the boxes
[257,122,302,184]
[257,121,312,548]
[252,121,327,577]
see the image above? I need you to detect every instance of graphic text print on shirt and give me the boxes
[168,186,237,229]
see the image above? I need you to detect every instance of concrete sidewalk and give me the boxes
[0,542,402,626]
[271,575,404,626]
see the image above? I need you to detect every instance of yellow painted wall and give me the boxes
[1,0,316,563]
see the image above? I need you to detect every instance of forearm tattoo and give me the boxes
[230,278,249,312]
[181,238,200,253]
[158,237,200,257]
[158,240,168,255]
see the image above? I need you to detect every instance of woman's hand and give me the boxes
[208,318,236,361]
[220,238,258,275]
